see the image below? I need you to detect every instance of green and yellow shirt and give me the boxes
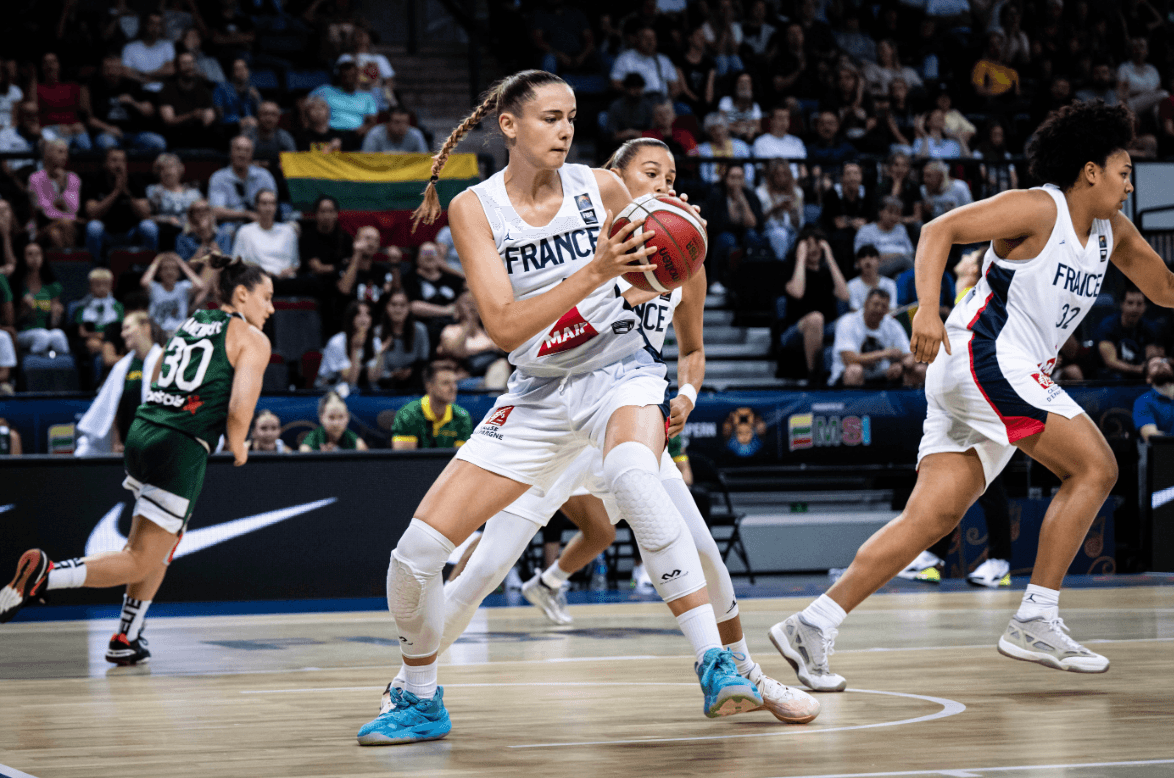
[392,396,472,449]
[301,426,361,450]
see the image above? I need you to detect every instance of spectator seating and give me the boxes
[285,70,332,94]
[263,354,287,392]
[45,252,95,304]
[20,355,79,392]
[270,299,323,364]
[300,351,323,389]
[689,453,754,582]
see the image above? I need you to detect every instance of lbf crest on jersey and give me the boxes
[574,193,598,225]
[1099,234,1108,262]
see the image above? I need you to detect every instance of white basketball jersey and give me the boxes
[947,184,1114,371]
[470,163,642,377]
[618,279,683,354]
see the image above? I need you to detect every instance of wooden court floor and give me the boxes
[1,587,1172,778]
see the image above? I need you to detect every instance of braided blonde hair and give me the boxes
[411,69,568,231]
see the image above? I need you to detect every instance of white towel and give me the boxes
[75,344,163,455]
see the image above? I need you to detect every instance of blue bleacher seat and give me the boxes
[286,70,332,93]
[251,69,280,91]
[21,354,79,392]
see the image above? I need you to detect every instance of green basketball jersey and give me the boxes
[136,309,239,450]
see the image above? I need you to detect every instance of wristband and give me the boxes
[676,384,698,406]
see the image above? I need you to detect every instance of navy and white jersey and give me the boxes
[947,183,1114,372]
[469,163,642,377]
[618,279,683,354]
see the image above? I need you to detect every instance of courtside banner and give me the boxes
[0,451,452,604]
[280,151,480,211]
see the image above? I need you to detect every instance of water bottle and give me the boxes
[590,553,608,591]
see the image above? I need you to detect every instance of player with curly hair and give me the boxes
[771,101,1170,687]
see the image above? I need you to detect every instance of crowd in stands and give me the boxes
[1,0,1174,424]
[508,0,1174,386]
[0,1,482,398]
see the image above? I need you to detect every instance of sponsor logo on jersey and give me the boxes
[1099,234,1108,262]
[183,394,204,414]
[485,406,515,428]
[574,192,598,225]
[503,227,600,275]
[611,320,635,334]
[179,318,225,338]
[537,307,599,356]
[1051,262,1104,298]
[1031,372,1055,390]
[146,388,186,407]
[787,413,872,451]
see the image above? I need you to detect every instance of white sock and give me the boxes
[802,594,847,631]
[541,563,570,589]
[118,595,151,640]
[404,660,438,700]
[1016,584,1059,621]
[46,559,86,590]
[676,604,723,663]
[393,665,408,687]
[724,636,755,676]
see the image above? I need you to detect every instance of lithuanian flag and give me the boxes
[280,152,480,212]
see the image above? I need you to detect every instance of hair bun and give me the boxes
[207,250,241,270]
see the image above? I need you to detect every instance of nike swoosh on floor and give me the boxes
[85,498,338,558]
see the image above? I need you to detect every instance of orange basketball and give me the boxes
[610,194,708,293]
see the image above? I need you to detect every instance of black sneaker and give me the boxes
[0,549,52,623]
[106,633,151,665]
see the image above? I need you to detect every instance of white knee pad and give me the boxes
[664,479,738,622]
[387,519,455,658]
[438,510,537,654]
[604,442,706,602]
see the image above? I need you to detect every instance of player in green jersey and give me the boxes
[1,253,274,665]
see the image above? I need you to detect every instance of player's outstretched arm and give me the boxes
[226,322,271,466]
[910,189,1056,363]
[1110,211,1174,308]
[448,185,655,353]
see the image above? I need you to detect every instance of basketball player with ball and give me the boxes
[379,137,819,727]
[357,71,764,747]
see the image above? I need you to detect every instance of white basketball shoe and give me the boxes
[967,558,1011,588]
[997,615,1109,673]
[745,663,821,723]
[896,550,943,583]
[769,613,847,692]
[521,573,572,624]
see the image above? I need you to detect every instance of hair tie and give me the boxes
[429,175,439,184]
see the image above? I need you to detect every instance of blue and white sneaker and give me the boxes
[356,686,452,745]
[695,648,764,718]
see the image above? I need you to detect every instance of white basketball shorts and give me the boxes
[917,329,1086,486]
[507,443,683,527]
[456,349,670,498]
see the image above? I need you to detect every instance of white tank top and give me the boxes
[618,279,683,354]
[470,163,642,377]
[946,184,1114,371]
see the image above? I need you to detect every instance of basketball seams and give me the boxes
[611,195,706,294]
[648,211,693,290]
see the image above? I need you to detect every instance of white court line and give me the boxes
[509,688,966,748]
[0,762,40,778]
[763,757,1174,778]
[241,682,695,695]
